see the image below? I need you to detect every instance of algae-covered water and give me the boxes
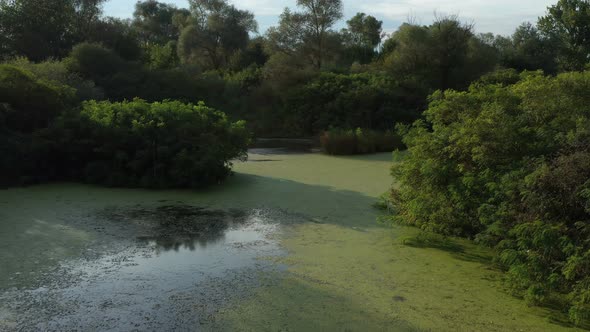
[0,150,582,331]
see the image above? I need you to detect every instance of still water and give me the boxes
[0,149,582,331]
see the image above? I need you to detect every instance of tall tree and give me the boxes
[429,17,475,90]
[341,12,383,64]
[177,0,257,70]
[495,23,558,74]
[0,0,106,61]
[266,9,309,58]
[132,0,189,46]
[266,0,343,69]
[297,0,343,69]
[384,17,496,91]
[538,0,590,71]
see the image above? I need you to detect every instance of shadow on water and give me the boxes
[218,174,384,228]
[401,232,494,265]
[0,173,383,290]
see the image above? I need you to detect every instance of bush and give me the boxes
[73,99,251,188]
[0,64,75,132]
[65,43,127,80]
[7,57,104,101]
[320,128,403,155]
[283,72,421,136]
[389,70,590,324]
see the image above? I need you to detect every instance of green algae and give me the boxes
[219,152,583,331]
[0,151,584,331]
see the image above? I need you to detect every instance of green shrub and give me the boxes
[320,129,357,155]
[320,128,403,155]
[74,99,251,188]
[7,57,104,101]
[0,64,75,132]
[65,43,127,80]
[389,70,590,324]
[284,72,421,136]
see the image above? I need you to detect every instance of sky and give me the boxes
[103,0,557,36]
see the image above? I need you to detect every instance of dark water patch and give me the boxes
[248,159,282,162]
[393,295,407,302]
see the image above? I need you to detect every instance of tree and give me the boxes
[177,0,257,70]
[495,23,558,74]
[383,17,496,91]
[383,23,434,90]
[266,0,343,69]
[132,0,189,46]
[73,0,108,40]
[341,13,383,64]
[297,0,343,69]
[538,0,590,71]
[0,0,106,61]
[87,18,142,60]
[266,9,309,58]
[429,17,475,90]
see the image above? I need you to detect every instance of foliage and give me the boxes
[320,128,403,155]
[494,23,558,74]
[177,0,257,70]
[87,17,143,61]
[1,97,250,188]
[341,13,383,65]
[71,99,250,188]
[389,70,590,324]
[144,41,180,70]
[0,0,106,61]
[538,0,590,71]
[283,72,421,136]
[382,18,498,92]
[65,43,222,105]
[266,0,343,69]
[132,0,189,46]
[7,57,104,101]
[0,64,75,132]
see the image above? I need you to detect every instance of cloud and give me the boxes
[229,0,289,16]
[355,0,555,35]
[103,0,556,35]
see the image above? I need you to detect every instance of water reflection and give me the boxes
[1,206,285,331]
[102,204,254,252]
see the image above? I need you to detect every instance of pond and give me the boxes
[0,150,582,331]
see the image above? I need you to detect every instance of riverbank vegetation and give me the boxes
[384,0,590,324]
[320,128,402,155]
[389,43,590,328]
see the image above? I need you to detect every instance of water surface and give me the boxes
[0,150,583,331]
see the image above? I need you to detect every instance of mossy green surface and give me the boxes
[0,152,582,331]
[220,152,581,331]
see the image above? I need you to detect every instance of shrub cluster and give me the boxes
[0,64,250,189]
[75,99,250,188]
[320,128,403,155]
[283,72,421,137]
[389,70,590,324]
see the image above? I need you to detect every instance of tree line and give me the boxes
[2,0,589,137]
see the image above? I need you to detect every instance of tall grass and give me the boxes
[320,128,404,155]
